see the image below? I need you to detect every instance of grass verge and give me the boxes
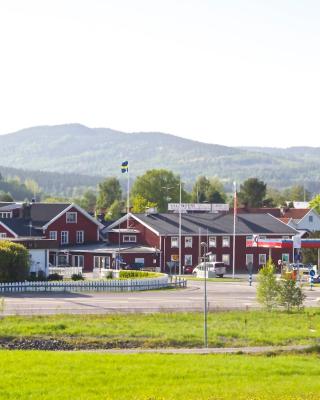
[0,309,319,349]
[0,351,320,399]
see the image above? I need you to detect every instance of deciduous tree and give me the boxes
[238,178,267,208]
[96,177,122,211]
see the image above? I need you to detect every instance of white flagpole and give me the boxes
[179,178,182,276]
[232,181,237,279]
[127,166,130,228]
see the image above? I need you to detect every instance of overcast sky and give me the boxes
[0,0,320,147]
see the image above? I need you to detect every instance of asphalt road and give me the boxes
[1,279,319,315]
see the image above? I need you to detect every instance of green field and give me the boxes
[0,309,319,348]
[0,351,320,399]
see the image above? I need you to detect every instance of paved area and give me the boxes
[1,279,319,315]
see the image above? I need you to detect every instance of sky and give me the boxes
[0,0,320,147]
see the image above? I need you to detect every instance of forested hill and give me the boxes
[0,123,320,191]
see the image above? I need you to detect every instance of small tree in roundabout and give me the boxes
[0,241,29,282]
[256,260,279,311]
[277,279,306,312]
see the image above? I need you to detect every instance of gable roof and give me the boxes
[110,212,299,236]
[0,218,42,237]
[281,208,311,220]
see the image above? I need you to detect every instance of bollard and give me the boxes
[249,274,253,286]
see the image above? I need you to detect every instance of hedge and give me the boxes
[119,270,159,279]
[0,241,29,282]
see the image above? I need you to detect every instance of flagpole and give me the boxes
[127,167,130,228]
[178,178,182,276]
[232,181,237,279]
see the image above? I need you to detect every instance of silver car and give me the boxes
[193,261,226,278]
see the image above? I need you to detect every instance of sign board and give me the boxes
[309,269,316,277]
[168,203,229,212]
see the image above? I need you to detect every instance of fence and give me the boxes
[0,276,187,293]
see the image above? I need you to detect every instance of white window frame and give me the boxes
[259,253,267,265]
[76,230,84,244]
[246,254,253,265]
[94,256,111,269]
[0,232,7,239]
[61,231,69,245]
[208,253,216,262]
[73,255,84,268]
[66,212,77,223]
[0,212,11,218]
[222,254,230,265]
[185,236,193,248]
[222,236,230,247]
[49,231,57,240]
[184,254,193,266]
[123,235,137,243]
[209,236,216,248]
[171,236,178,248]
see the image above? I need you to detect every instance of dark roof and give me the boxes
[29,203,70,223]
[0,218,43,237]
[132,213,298,236]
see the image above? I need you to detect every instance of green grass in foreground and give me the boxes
[0,309,320,348]
[0,351,320,400]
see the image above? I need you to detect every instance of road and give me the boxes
[1,279,319,315]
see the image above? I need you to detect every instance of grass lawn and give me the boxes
[0,351,320,399]
[0,309,320,348]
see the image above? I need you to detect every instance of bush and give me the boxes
[0,241,29,282]
[47,273,63,281]
[71,274,84,281]
[119,270,157,279]
[256,261,279,311]
[277,279,306,312]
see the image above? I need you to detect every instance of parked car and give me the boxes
[183,265,194,274]
[123,263,144,271]
[313,275,320,284]
[193,262,226,278]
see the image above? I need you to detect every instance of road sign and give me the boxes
[309,269,316,277]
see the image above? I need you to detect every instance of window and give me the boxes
[222,254,230,265]
[184,254,192,266]
[57,255,68,266]
[73,255,84,268]
[76,230,84,244]
[246,254,253,266]
[246,235,253,247]
[0,212,11,218]
[282,253,290,263]
[0,233,7,239]
[309,215,314,223]
[209,236,216,247]
[171,236,178,248]
[259,254,267,265]
[61,231,69,245]
[135,258,145,265]
[222,236,230,247]
[66,212,77,223]
[94,256,111,269]
[185,237,192,248]
[123,235,136,243]
[49,231,57,240]
[208,253,216,262]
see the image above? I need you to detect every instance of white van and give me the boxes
[193,262,226,278]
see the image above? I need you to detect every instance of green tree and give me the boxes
[309,194,320,214]
[104,200,124,221]
[0,191,14,202]
[256,261,279,311]
[284,185,310,202]
[238,178,267,208]
[131,169,188,212]
[78,190,97,212]
[265,188,286,207]
[0,241,29,282]
[277,279,306,312]
[131,194,157,213]
[191,176,226,203]
[24,179,41,199]
[96,177,122,211]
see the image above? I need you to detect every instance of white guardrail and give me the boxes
[0,275,173,293]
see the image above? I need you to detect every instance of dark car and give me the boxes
[123,263,144,271]
[313,275,320,284]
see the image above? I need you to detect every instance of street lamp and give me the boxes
[201,241,208,348]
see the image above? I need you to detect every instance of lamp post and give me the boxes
[201,241,208,348]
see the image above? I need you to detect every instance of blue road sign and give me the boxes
[309,269,316,277]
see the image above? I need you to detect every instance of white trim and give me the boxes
[43,203,104,230]
[298,208,320,224]
[0,221,18,238]
[107,213,160,236]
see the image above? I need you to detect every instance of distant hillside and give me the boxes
[0,124,319,192]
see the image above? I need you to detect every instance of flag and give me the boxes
[121,161,128,173]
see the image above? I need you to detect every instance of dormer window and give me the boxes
[123,235,137,243]
[66,212,77,223]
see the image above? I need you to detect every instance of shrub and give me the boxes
[119,270,157,279]
[277,278,306,312]
[256,261,279,311]
[0,241,29,282]
[71,274,84,281]
[47,273,63,281]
